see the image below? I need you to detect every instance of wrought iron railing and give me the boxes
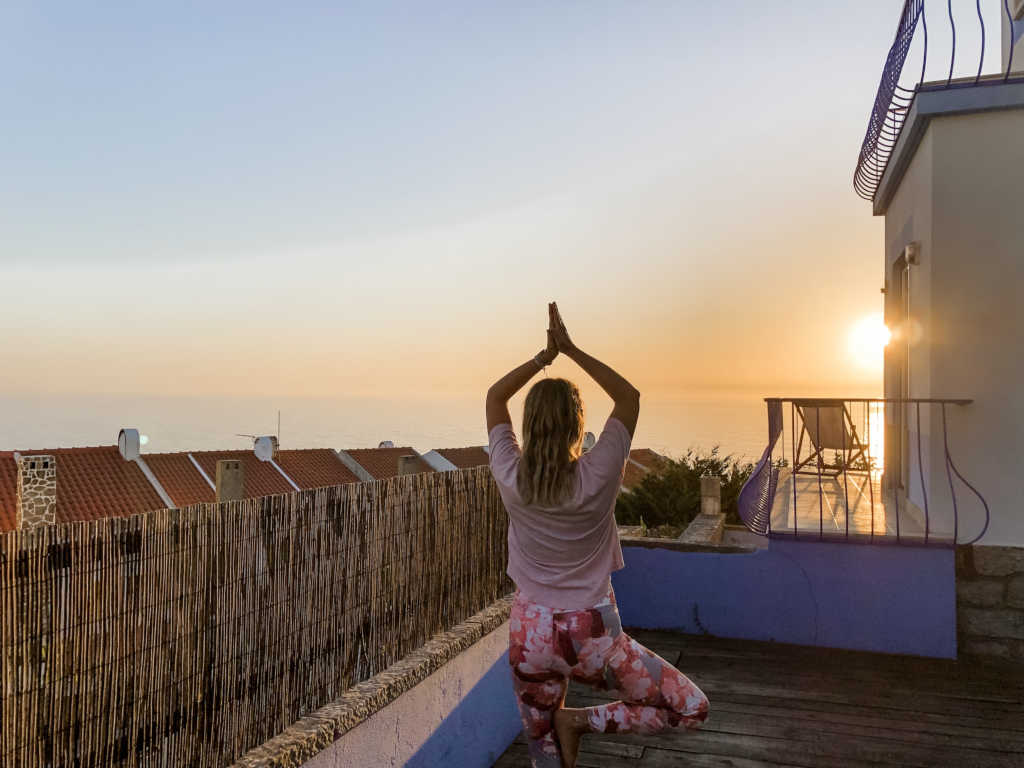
[854,0,1023,201]
[737,398,989,546]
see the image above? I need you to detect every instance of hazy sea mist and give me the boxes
[0,391,783,461]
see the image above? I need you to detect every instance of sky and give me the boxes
[0,1,1006,400]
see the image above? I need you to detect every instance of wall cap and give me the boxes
[231,595,513,768]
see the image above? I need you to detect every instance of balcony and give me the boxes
[854,0,1024,204]
[738,398,990,546]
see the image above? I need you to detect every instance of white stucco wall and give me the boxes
[883,128,937,532]
[884,107,1024,546]
[1004,9,1024,75]
[303,619,519,768]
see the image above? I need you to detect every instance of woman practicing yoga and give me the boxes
[486,303,708,768]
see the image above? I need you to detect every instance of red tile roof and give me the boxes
[435,447,489,469]
[0,452,19,533]
[188,451,296,499]
[0,446,166,532]
[144,452,215,507]
[343,447,434,480]
[276,449,360,489]
[619,449,669,493]
[629,449,668,469]
[621,461,651,492]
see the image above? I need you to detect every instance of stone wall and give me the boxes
[16,454,57,530]
[956,545,1024,663]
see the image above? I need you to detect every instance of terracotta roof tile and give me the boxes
[50,446,166,522]
[0,452,19,532]
[144,452,215,507]
[343,447,434,480]
[276,449,359,489]
[0,446,167,529]
[629,448,668,469]
[435,447,489,469]
[621,461,650,492]
[189,451,296,499]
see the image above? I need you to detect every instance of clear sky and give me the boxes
[2,1,997,399]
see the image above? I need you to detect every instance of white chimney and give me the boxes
[118,428,141,461]
[378,440,395,449]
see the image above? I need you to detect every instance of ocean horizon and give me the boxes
[0,390,809,462]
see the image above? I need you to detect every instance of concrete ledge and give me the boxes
[620,534,754,555]
[679,512,726,545]
[232,595,514,768]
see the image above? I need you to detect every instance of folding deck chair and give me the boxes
[792,399,871,477]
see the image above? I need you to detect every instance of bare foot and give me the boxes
[553,708,582,768]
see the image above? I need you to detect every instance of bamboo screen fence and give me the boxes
[1,466,511,768]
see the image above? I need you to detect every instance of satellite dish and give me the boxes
[378,440,395,449]
[118,429,140,461]
[254,435,279,461]
[582,432,596,453]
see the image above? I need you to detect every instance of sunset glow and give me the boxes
[847,314,890,372]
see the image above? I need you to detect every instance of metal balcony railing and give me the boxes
[737,398,990,546]
[854,0,1023,202]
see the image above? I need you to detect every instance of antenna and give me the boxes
[277,410,281,446]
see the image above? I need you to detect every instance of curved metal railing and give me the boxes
[854,0,1023,202]
[737,398,990,546]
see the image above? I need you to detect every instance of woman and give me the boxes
[486,303,708,768]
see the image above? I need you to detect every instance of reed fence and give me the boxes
[1,466,510,768]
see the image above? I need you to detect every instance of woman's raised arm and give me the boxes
[551,303,640,437]
[485,309,558,432]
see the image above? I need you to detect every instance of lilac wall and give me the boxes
[612,539,957,658]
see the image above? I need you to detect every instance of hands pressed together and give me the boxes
[537,302,576,368]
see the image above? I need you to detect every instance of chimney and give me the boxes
[398,455,420,476]
[216,460,244,503]
[700,475,722,517]
[253,435,279,462]
[17,454,57,530]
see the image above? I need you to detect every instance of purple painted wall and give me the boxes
[612,539,957,658]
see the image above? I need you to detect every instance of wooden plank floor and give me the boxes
[493,630,1024,768]
[770,469,931,540]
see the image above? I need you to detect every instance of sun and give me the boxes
[848,313,891,371]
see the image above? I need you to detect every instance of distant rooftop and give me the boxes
[435,446,489,469]
[341,446,434,480]
[0,434,668,531]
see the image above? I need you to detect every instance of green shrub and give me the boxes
[615,447,754,530]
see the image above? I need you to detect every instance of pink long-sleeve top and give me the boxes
[487,417,631,610]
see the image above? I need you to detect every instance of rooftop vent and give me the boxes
[118,429,141,461]
[254,435,279,462]
[378,441,395,449]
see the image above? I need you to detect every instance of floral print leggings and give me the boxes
[509,587,709,767]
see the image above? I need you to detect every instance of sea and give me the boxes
[0,391,781,462]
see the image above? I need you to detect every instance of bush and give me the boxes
[615,447,754,530]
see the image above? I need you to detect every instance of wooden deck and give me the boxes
[769,469,935,541]
[493,630,1024,768]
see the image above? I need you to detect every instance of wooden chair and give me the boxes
[793,400,871,477]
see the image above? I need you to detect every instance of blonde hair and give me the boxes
[517,378,585,506]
